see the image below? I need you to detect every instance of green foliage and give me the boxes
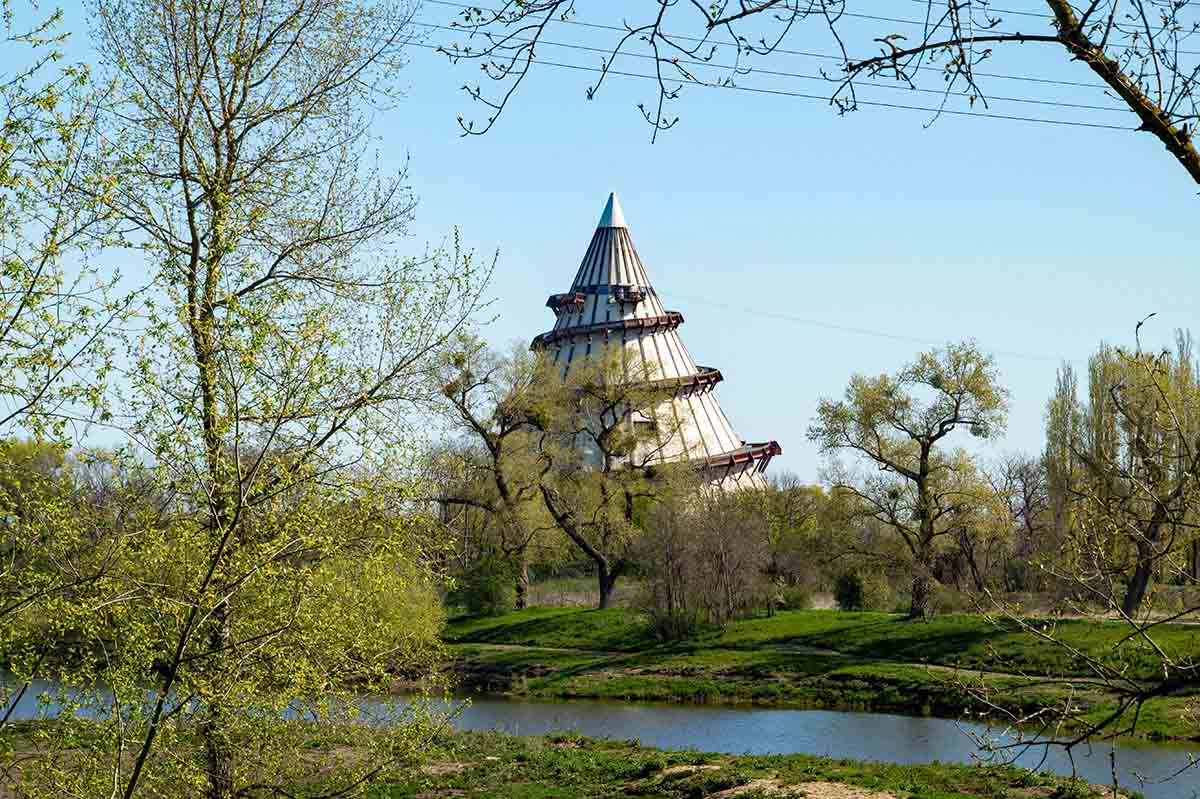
[533,350,688,609]
[777,585,813,611]
[376,730,1119,799]
[432,336,565,609]
[0,2,125,441]
[761,476,831,591]
[929,585,979,614]
[809,341,1010,619]
[1044,333,1200,616]
[834,572,867,611]
[6,0,488,791]
[17,478,450,796]
[452,554,518,616]
[833,570,892,612]
[446,608,1200,742]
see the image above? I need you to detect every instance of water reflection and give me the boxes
[433,697,1199,799]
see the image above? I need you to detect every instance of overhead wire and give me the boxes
[423,0,1200,62]
[668,292,1080,364]
[901,0,1057,19]
[410,19,1131,114]
[422,0,1110,91]
[407,40,1131,129]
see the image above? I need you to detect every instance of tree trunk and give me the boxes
[515,556,530,610]
[1122,514,1167,616]
[202,606,234,799]
[203,716,235,799]
[911,483,936,620]
[597,563,619,610]
[908,572,932,620]
[909,539,934,621]
[959,532,986,594]
[1122,539,1155,616]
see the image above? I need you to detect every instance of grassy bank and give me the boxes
[442,608,1200,743]
[378,730,1131,799]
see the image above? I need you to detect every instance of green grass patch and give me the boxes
[445,608,655,652]
[446,608,1200,682]
[375,730,1129,799]
[451,643,1074,723]
[443,608,1200,742]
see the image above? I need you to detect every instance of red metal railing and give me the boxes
[531,311,684,349]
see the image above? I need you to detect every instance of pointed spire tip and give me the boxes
[597,192,627,229]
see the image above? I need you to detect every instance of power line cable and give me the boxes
[669,291,1077,363]
[412,19,1130,114]
[410,40,1131,129]
[424,0,1200,62]
[899,0,1200,27]
[901,0,1056,19]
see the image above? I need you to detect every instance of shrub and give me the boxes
[450,556,516,616]
[834,571,866,611]
[778,584,812,611]
[835,570,893,611]
[637,487,771,639]
[929,585,978,614]
[645,601,703,641]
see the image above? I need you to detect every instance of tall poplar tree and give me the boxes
[1047,333,1200,616]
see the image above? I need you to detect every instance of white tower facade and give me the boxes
[533,193,780,488]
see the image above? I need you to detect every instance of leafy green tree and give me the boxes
[833,571,867,612]
[982,453,1052,593]
[973,328,1200,758]
[0,439,71,716]
[760,474,828,609]
[808,341,1009,619]
[0,447,161,736]
[1049,332,1200,615]
[434,336,559,609]
[532,350,684,610]
[1045,364,1082,554]
[0,439,70,634]
[0,5,131,749]
[12,0,491,794]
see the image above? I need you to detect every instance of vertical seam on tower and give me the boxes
[697,392,733,452]
[636,333,668,460]
[684,392,713,457]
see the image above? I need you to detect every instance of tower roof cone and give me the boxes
[568,194,652,293]
[597,192,627,229]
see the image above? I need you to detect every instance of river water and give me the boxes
[436,695,1199,799]
[5,676,1198,799]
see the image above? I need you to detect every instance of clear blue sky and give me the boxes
[23,1,1200,479]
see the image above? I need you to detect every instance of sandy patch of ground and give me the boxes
[661,763,723,776]
[420,761,469,776]
[709,780,902,799]
[792,782,898,799]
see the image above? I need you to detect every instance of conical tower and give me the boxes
[533,193,780,487]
